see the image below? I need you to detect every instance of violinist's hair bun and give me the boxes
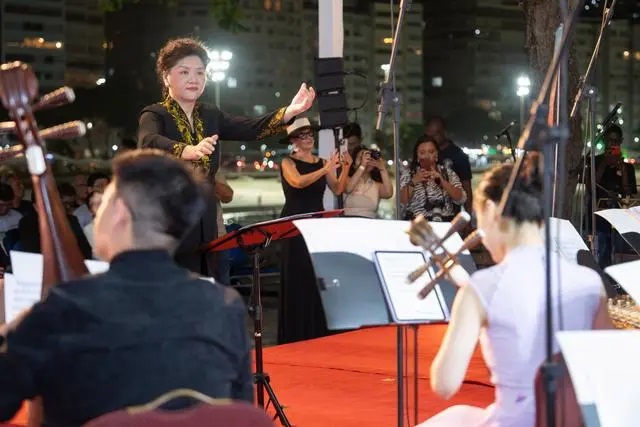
[477,153,544,223]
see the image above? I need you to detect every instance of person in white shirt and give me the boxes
[0,184,22,243]
[74,173,111,228]
[344,146,393,218]
[83,190,104,256]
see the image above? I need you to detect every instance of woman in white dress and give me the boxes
[417,155,612,427]
[343,146,393,218]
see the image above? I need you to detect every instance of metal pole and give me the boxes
[215,81,221,108]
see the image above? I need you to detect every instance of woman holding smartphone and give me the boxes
[400,135,466,221]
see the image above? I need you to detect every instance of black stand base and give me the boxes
[247,245,291,426]
[540,361,562,427]
[254,372,291,426]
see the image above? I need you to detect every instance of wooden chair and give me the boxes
[83,389,274,427]
[534,354,583,427]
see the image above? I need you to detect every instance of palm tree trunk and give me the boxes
[522,0,584,219]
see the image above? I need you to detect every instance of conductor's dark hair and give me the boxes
[112,149,208,243]
[476,154,544,224]
[156,37,209,90]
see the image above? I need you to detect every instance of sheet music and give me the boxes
[595,209,640,234]
[374,251,448,323]
[4,251,110,323]
[547,217,589,262]
[3,273,40,324]
[292,218,467,258]
[557,330,640,427]
[604,260,640,303]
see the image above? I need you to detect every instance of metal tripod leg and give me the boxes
[249,246,291,426]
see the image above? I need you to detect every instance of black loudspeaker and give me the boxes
[314,57,348,129]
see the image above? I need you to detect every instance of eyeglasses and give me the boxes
[294,132,314,140]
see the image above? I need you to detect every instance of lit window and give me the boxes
[432,77,443,87]
[623,50,630,59]
[383,37,393,44]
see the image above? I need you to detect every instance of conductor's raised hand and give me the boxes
[181,135,218,161]
[283,83,316,123]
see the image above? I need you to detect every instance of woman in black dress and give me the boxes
[277,118,352,344]
[137,37,315,276]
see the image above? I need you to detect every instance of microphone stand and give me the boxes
[374,1,413,426]
[505,131,516,162]
[497,2,585,427]
[569,0,618,253]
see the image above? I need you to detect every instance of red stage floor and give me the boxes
[6,324,495,426]
[258,324,494,426]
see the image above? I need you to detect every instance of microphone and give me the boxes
[406,211,471,282]
[411,229,484,300]
[495,121,516,140]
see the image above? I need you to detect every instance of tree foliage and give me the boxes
[98,0,247,32]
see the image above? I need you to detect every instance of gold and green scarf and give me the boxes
[162,96,209,172]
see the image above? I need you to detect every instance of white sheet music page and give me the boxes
[374,251,448,323]
[604,260,640,304]
[547,217,589,262]
[3,273,40,324]
[292,217,468,260]
[595,209,640,234]
[4,251,110,323]
[557,330,640,427]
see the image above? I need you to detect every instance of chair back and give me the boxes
[534,354,583,427]
[84,389,274,427]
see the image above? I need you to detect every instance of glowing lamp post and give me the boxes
[206,49,232,107]
[516,75,531,134]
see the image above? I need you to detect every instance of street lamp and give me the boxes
[206,49,233,107]
[516,75,531,134]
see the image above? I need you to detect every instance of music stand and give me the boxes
[203,209,343,426]
[291,217,474,425]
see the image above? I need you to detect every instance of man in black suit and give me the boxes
[0,150,252,426]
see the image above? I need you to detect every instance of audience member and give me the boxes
[213,170,233,285]
[18,188,92,260]
[74,173,111,228]
[0,167,33,216]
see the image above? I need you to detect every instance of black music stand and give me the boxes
[203,209,343,426]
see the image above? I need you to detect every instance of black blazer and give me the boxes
[138,102,288,177]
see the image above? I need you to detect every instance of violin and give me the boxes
[0,62,89,426]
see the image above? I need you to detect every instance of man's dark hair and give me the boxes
[112,149,207,244]
[0,166,17,185]
[425,116,447,129]
[604,124,623,138]
[88,172,110,189]
[58,182,76,199]
[343,122,362,139]
[0,183,14,202]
